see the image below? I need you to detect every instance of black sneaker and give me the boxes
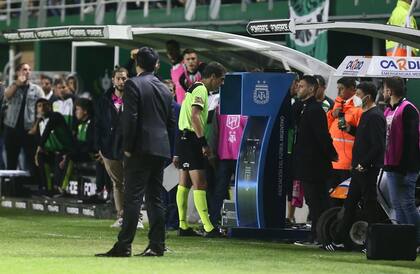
[204,228,222,238]
[177,227,201,237]
[323,242,345,251]
[134,245,164,257]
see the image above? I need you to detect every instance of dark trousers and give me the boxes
[302,179,329,241]
[161,186,179,229]
[205,160,216,224]
[117,154,166,252]
[336,168,380,245]
[209,159,236,226]
[0,137,5,169]
[4,126,39,185]
[37,151,70,191]
[95,161,112,193]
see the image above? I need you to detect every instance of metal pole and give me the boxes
[71,42,77,73]
[8,45,15,86]
[166,0,171,15]
[61,0,66,23]
[80,0,85,22]
[114,46,120,67]
[6,0,11,26]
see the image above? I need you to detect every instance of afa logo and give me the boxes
[345,59,364,70]
[380,58,420,70]
[253,81,270,105]
[226,115,241,130]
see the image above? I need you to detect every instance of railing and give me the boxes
[0,0,174,27]
[0,0,276,28]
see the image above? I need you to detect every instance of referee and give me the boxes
[173,62,226,237]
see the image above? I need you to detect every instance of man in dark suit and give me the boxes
[292,75,338,246]
[96,47,174,257]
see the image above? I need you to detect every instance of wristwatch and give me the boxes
[355,164,365,172]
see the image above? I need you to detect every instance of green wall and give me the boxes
[34,41,71,71]
[0,44,9,77]
[75,46,114,98]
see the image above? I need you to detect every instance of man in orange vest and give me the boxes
[326,78,363,206]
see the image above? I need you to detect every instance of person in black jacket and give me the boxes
[95,66,131,228]
[292,75,338,246]
[33,98,73,196]
[325,82,386,251]
[96,47,174,257]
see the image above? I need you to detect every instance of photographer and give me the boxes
[326,77,363,206]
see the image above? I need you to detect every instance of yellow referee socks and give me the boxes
[193,190,214,233]
[176,185,190,230]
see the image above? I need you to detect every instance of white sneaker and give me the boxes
[137,219,144,229]
[110,218,123,228]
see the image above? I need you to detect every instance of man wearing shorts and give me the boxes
[173,62,226,238]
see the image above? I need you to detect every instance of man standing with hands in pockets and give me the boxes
[96,47,174,257]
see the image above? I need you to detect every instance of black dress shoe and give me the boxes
[134,246,164,257]
[95,244,131,257]
[204,228,222,238]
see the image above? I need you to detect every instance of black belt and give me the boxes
[180,129,195,139]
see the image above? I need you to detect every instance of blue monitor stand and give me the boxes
[220,72,309,240]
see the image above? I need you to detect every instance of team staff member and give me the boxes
[173,62,226,238]
[293,75,337,245]
[96,47,174,257]
[95,66,132,229]
[325,82,386,251]
[176,48,206,104]
[383,77,420,249]
[166,40,184,104]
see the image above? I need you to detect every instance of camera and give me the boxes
[338,112,347,130]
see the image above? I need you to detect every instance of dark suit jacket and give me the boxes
[122,72,174,159]
[293,96,337,182]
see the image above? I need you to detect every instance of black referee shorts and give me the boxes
[178,130,206,171]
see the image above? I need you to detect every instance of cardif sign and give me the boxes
[369,57,420,77]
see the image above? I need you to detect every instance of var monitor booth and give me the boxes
[221,72,309,240]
